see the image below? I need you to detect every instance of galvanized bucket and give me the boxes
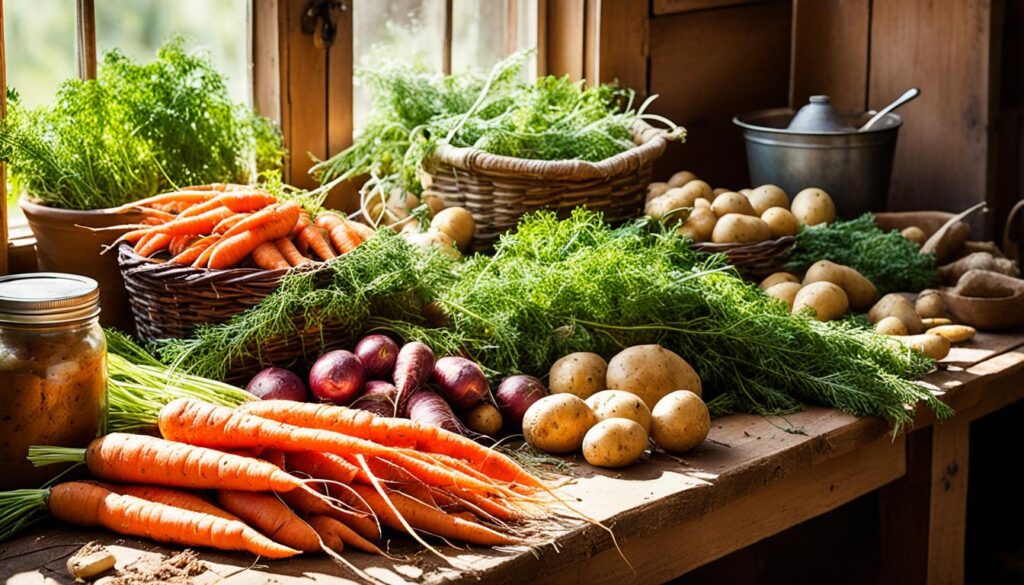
[733,109,902,219]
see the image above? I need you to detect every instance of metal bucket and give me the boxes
[733,109,902,219]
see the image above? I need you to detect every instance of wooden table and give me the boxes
[4,333,1023,585]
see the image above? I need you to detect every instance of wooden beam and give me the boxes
[654,0,762,16]
[545,0,585,80]
[535,0,548,76]
[582,0,648,93]
[789,0,869,113]
[324,0,356,211]
[252,0,284,127]
[75,0,96,80]
[442,0,453,75]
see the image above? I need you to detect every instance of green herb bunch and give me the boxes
[161,210,949,430]
[785,214,939,293]
[311,51,682,196]
[0,36,284,210]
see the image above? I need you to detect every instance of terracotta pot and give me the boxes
[19,197,142,331]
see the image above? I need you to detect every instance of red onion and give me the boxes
[351,380,398,417]
[354,334,399,380]
[246,367,308,402]
[433,356,488,410]
[495,375,547,426]
[309,350,366,405]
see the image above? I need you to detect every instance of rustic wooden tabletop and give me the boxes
[3,332,1022,585]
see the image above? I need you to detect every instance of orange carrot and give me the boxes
[307,514,384,555]
[205,204,300,270]
[159,399,508,496]
[168,235,197,257]
[136,233,172,257]
[149,206,235,237]
[63,433,308,493]
[47,481,300,558]
[191,235,223,268]
[298,225,337,260]
[107,484,240,522]
[178,191,276,218]
[115,191,215,212]
[169,235,218,265]
[276,238,311,267]
[217,490,321,553]
[286,451,361,486]
[239,401,541,489]
[291,210,312,238]
[213,212,249,234]
[223,201,300,239]
[252,241,291,270]
[316,214,363,254]
[347,484,517,546]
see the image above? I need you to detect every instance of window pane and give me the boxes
[94,0,250,105]
[353,0,446,130]
[452,0,537,77]
[3,0,77,109]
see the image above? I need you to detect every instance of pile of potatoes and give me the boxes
[522,345,710,468]
[759,260,877,321]
[645,171,837,244]
[358,188,477,258]
[868,290,975,360]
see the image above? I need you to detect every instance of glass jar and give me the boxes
[0,273,106,489]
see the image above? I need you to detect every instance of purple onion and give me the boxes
[354,334,400,380]
[433,356,488,410]
[495,375,547,426]
[309,350,366,405]
[246,367,308,402]
[406,388,467,435]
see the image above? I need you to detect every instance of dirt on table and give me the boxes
[100,549,207,585]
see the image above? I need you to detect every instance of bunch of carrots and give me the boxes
[0,397,553,566]
[112,183,373,270]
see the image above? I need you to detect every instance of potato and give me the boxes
[606,344,702,408]
[791,188,836,226]
[802,260,878,311]
[522,394,597,454]
[712,188,729,197]
[926,324,976,343]
[792,281,849,321]
[431,206,475,251]
[582,419,648,468]
[897,334,951,360]
[668,170,698,188]
[646,182,670,202]
[348,219,377,240]
[747,184,789,216]
[585,390,653,433]
[902,226,927,245]
[760,207,799,239]
[875,316,908,336]
[67,545,116,580]
[915,292,946,319]
[869,293,924,334]
[765,282,802,310]
[680,179,713,203]
[676,207,717,242]
[645,187,698,220]
[405,229,461,260]
[651,390,710,453]
[711,192,756,218]
[549,352,608,399]
[922,317,953,327]
[420,191,447,216]
[464,402,502,436]
[739,188,753,196]
[694,197,712,208]
[759,271,799,290]
[711,214,771,244]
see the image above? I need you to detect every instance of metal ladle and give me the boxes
[859,87,921,131]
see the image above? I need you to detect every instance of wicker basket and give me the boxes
[118,244,304,340]
[692,236,796,278]
[423,121,679,250]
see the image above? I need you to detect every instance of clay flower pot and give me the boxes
[19,196,143,331]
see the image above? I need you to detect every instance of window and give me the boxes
[352,0,539,131]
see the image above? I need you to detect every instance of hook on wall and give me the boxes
[301,0,346,49]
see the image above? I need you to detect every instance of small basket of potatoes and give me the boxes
[645,171,837,277]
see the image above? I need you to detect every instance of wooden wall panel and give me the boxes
[648,0,792,188]
[325,2,356,211]
[869,0,996,221]
[584,0,648,94]
[789,0,869,113]
[545,0,585,80]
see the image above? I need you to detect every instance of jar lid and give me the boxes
[0,273,100,325]
[786,95,855,133]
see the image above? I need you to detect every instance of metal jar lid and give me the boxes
[0,273,101,325]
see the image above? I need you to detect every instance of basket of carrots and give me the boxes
[113,184,372,340]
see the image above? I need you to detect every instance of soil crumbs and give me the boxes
[102,549,207,585]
